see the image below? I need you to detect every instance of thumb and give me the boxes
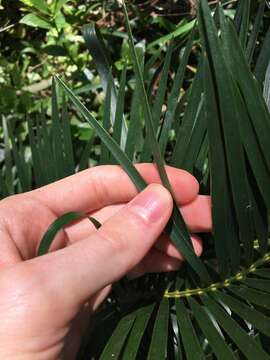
[30,184,173,308]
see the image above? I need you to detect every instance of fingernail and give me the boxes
[129,184,171,223]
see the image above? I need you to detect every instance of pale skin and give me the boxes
[0,164,212,359]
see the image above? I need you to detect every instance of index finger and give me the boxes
[30,163,199,216]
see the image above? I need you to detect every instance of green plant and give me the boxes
[1,0,270,358]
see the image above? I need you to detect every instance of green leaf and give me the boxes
[188,297,237,360]
[246,1,265,64]
[255,26,270,84]
[203,59,239,276]
[253,268,270,279]
[171,63,206,172]
[54,0,69,14]
[241,277,270,293]
[147,299,169,360]
[20,0,50,15]
[42,45,67,56]
[229,284,270,310]
[202,295,270,360]
[100,75,113,165]
[2,117,14,195]
[122,2,212,284]
[55,76,146,190]
[175,299,204,360]
[20,13,52,30]
[160,27,195,158]
[100,311,137,360]
[112,66,127,148]
[61,97,75,176]
[217,291,270,337]
[38,212,101,256]
[148,19,196,49]
[141,41,174,162]
[237,0,251,49]
[82,23,127,148]
[51,78,66,179]
[199,0,254,267]
[56,73,210,283]
[222,19,270,174]
[121,304,155,360]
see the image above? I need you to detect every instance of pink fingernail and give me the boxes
[129,184,171,223]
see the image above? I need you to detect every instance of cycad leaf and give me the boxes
[241,277,270,293]
[203,59,239,276]
[217,291,270,337]
[55,76,146,190]
[100,74,113,165]
[255,26,270,84]
[121,304,155,360]
[99,311,137,360]
[175,299,204,360]
[51,78,66,180]
[229,284,270,310]
[171,64,206,172]
[188,297,237,360]
[202,295,270,360]
[37,212,101,256]
[253,268,270,279]
[56,75,210,283]
[61,97,75,176]
[199,0,254,267]
[246,1,265,63]
[147,299,169,360]
[82,23,127,148]
[221,18,270,174]
[141,41,173,162]
[112,66,127,148]
[159,27,195,157]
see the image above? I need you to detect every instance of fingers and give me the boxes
[26,184,173,308]
[180,195,212,233]
[127,248,182,279]
[155,234,203,260]
[30,164,199,216]
[65,195,212,244]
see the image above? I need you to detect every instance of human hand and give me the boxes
[0,164,211,359]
